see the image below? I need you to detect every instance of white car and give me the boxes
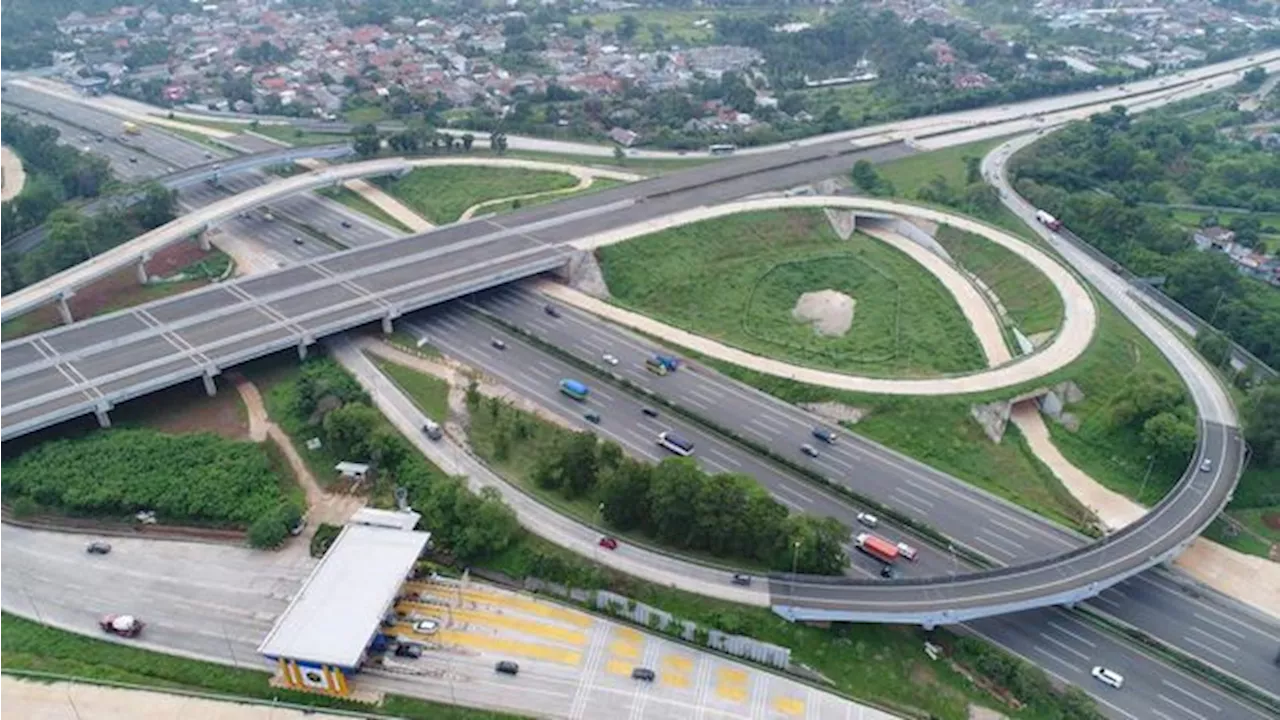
[1090,666,1124,689]
[602,353,619,366]
[1199,458,1212,473]
[856,512,878,528]
[413,619,440,635]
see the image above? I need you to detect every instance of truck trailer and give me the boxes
[854,532,899,564]
[1034,209,1063,231]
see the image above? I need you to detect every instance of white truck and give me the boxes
[1034,209,1063,231]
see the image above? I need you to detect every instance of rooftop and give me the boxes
[257,524,430,669]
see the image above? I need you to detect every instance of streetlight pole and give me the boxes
[1140,454,1156,503]
[947,543,958,582]
[790,540,802,596]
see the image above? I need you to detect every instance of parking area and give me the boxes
[379,578,889,720]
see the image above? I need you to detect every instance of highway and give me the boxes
[407,287,1280,706]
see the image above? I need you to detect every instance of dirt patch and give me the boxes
[112,379,250,439]
[799,401,867,425]
[1263,511,1280,531]
[145,238,211,277]
[2,145,27,201]
[967,705,1008,720]
[792,289,855,337]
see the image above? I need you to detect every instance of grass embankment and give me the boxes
[598,208,987,378]
[316,186,415,233]
[934,225,1064,337]
[373,356,451,422]
[478,177,627,216]
[877,137,1007,194]
[508,148,713,175]
[0,614,527,720]
[383,166,578,225]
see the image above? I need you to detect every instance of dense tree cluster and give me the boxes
[1013,106,1280,371]
[1107,372,1198,465]
[1,183,177,295]
[469,390,849,574]
[274,358,519,563]
[1243,382,1280,474]
[1,429,298,532]
[0,114,114,231]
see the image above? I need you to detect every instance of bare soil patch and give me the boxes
[791,289,856,337]
[112,379,250,439]
[1263,511,1280,531]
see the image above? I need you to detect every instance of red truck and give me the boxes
[1035,209,1063,231]
[854,533,900,564]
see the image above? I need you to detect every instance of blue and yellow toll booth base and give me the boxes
[275,658,350,696]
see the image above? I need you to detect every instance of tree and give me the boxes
[851,160,894,196]
[1243,381,1280,467]
[1194,329,1231,367]
[784,515,849,575]
[1141,412,1197,462]
[646,458,704,545]
[248,510,289,548]
[352,124,381,157]
[1242,67,1267,88]
[133,182,177,229]
[461,133,475,151]
[490,132,509,154]
[599,458,652,530]
[613,145,626,165]
[617,15,640,43]
[322,403,379,459]
[1109,372,1188,429]
[561,432,601,498]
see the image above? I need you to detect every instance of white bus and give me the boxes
[708,143,736,156]
[657,431,695,456]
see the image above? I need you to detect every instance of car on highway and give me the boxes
[413,619,440,635]
[800,443,820,458]
[491,338,506,350]
[731,573,752,586]
[856,512,879,528]
[584,411,601,424]
[543,304,561,318]
[598,536,619,550]
[127,156,138,164]
[495,661,520,675]
[896,542,918,562]
[340,220,352,229]
[879,565,897,579]
[99,614,143,638]
[602,353,619,366]
[1090,666,1124,689]
[86,541,112,555]
[1200,458,1213,472]
[394,643,424,658]
[641,407,659,418]
[811,427,837,444]
[293,236,304,245]
[631,667,656,682]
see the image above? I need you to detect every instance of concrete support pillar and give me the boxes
[298,340,309,361]
[202,369,218,397]
[136,253,152,285]
[56,293,75,325]
[94,404,112,429]
[198,233,211,252]
[921,621,935,632]
[382,314,395,334]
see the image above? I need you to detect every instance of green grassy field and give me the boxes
[877,137,1009,196]
[479,177,627,216]
[584,8,822,49]
[343,105,388,125]
[598,209,987,378]
[934,225,1064,336]
[373,355,451,422]
[509,148,715,174]
[316,186,414,233]
[253,125,351,147]
[0,614,526,719]
[383,166,578,225]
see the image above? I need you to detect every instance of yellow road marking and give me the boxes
[662,655,694,673]
[434,630,582,665]
[773,696,805,717]
[610,639,640,660]
[715,667,749,703]
[614,626,644,644]
[659,654,693,689]
[606,658,633,677]
[404,582,592,628]
[394,604,588,646]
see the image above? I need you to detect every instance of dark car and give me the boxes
[584,411,601,424]
[394,643,424,658]
[641,407,659,418]
[495,660,520,675]
[293,236,305,245]
[340,220,352,229]
[86,541,112,555]
[544,304,561,318]
[879,564,897,579]
[599,536,619,550]
[491,338,507,350]
[631,667,656,682]
[731,573,752,586]
[811,427,837,444]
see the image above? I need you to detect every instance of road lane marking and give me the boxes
[1157,694,1207,720]
[973,536,1017,560]
[775,485,815,507]
[705,447,742,468]
[1187,625,1239,651]
[1160,681,1221,712]
[1036,633,1089,661]
[1046,620,1096,648]
[1190,612,1247,640]
[714,667,749,704]
[750,414,789,433]
[1031,645,1080,673]
[774,495,803,512]
[1180,635,1237,664]
[772,695,805,717]
[889,494,932,517]
[816,454,854,473]
[985,517,1031,539]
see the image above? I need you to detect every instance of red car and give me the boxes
[100,614,144,638]
[598,536,619,550]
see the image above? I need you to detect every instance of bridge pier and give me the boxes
[198,232,211,252]
[94,403,112,429]
[136,253,153,285]
[298,336,315,361]
[202,368,219,397]
[382,308,402,335]
[56,292,75,325]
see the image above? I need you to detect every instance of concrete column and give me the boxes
[136,253,152,284]
[198,233,211,252]
[921,621,935,631]
[202,370,217,397]
[298,341,309,361]
[94,405,112,429]
[56,293,75,325]
[382,314,395,334]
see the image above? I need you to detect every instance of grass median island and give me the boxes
[0,428,300,533]
[934,224,1064,337]
[597,209,986,377]
[373,356,451,422]
[0,614,528,720]
[317,186,414,233]
[382,166,578,225]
